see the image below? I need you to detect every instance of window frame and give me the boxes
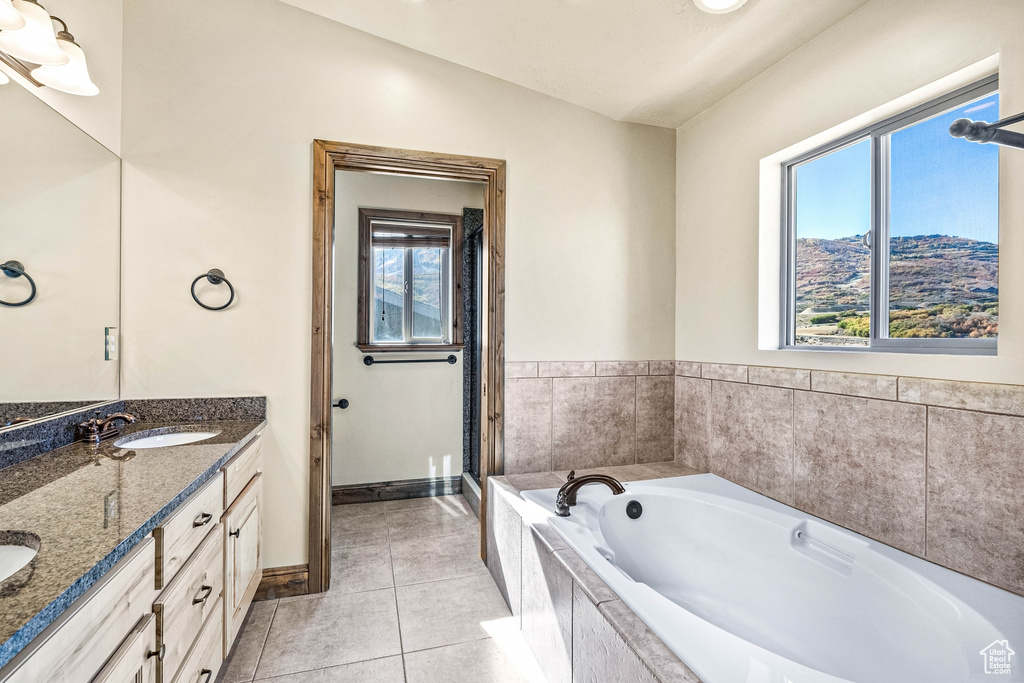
[780,75,999,355]
[357,207,464,352]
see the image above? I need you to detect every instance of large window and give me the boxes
[357,208,463,351]
[783,77,999,354]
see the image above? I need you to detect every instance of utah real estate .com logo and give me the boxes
[981,640,1015,675]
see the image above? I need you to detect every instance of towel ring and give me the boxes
[191,269,234,310]
[0,261,36,308]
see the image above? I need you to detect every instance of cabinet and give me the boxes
[223,473,262,650]
[92,614,158,683]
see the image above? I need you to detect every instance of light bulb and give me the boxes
[31,32,97,95]
[693,0,748,13]
[0,1,66,65]
[0,0,25,30]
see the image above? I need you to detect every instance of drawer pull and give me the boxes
[199,669,213,683]
[192,511,213,528]
[229,528,241,538]
[192,584,213,605]
[147,643,166,661]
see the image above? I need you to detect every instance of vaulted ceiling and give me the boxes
[279,0,871,128]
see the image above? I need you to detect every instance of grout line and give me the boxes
[249,600,280,681]
[251,654,404,682]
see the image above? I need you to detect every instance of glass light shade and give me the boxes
[693,0,748,13]
[31,36,97,95]
[0,1,66,65]
[0,0,26,30]
[0,69,9,85]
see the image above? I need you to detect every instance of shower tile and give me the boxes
[504,472,564,491]
[552,549,617,605]
[330,543,394,594]
[674,361,701,378]
[794,392,926,555]
[396,574,518,652]
[487,480,523,620]
[639,461,701,479]
[572,587,657,683]
[331,512,389,549]
[220,600,277,683]
[551,377,636,470]
[504,378,553,474]
[390,531,488,586]
[748,366,810,390]
[648,361,675,376]
[538,361,596,377]
[596,361,649,376]
[404,635,546,683]
[927,408,1024,596]
[701,363,748,383]
[506,362,539,378]
[810,370,897,400]
[255,588,401,678]
[553,464,658,482]
[253,656,405,682]
[386,503,476,542]
[710,381,794,504]
[899,376,1024,416]
[636,376,674,463]
[674,377,711,471]
[522,527,573,683]
[599,600,700,683]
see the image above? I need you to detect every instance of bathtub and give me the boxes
[520,474,1024,683]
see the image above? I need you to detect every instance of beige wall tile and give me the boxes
[505,361,539,378]
[793,392,926,555]
[701,363,748,383]
[748,366,811,390]
[522,526,573,683]
[640,461,701,478]
[675,361,701,378]
[504,378,553,475]
[899,376,1024,416]
[486,480,523,621]
[551,377,636,470]
[552,548,617,605]
[648,360,675,376]
[811,371,897,400]
[710,381,794,504]
[636,376,674,463]
[538,361,596,377]
[927,408,1024,597]
[597,360,649,376]
[572,587,657,683]
[599,601,701,683]
[674,377,711,471]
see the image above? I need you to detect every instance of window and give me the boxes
[783,77,999,354]
[357,208,463,351]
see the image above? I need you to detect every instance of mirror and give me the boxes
[0,81,120,428]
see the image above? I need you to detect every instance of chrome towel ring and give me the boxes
[0,261,36,307]
[191,269,235,310]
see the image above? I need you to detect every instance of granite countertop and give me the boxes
[0,418,267,668]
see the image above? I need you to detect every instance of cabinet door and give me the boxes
[91,614,158,683]
[222,473,262,653]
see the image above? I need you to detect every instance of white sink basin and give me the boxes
[0,541,38,583]
[115,431,220,449]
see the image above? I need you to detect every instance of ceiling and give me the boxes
[279,0,872,128]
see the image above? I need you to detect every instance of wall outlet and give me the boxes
[105,326,118,361]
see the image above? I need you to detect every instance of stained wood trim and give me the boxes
[331,475,462,506]
[355,343,465,353]
[253,564,309,601]
[310,140,506,592]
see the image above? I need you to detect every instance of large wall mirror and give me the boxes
[0,80,120,427]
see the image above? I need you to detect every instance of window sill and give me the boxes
[356,343,465,353]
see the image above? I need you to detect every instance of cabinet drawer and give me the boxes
[154,472,224,589]
[154,525,224,683]
[91,614,158,683]
[170,600,222,683]
[222,435,262,508]
[0,537,158,683]
[223,473,263,653]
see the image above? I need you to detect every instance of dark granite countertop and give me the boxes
[0,418,267,668]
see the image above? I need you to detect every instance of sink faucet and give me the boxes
[555,470,625,517]
[76,412,138,444]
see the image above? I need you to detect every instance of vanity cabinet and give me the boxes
[220,436,263,655]
[154,473,224,590]
[92,614,158,683]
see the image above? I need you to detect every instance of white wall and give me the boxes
[676,0,1024,384]
[332,172,483,485]
[120,0,676,566]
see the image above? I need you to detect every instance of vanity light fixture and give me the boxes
[0,0,67,66]
[0,69,9,85]
[692,0,748,13]
[0,0,25,30]
[30,17,97,95]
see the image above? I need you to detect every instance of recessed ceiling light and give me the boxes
[693,0,748,14]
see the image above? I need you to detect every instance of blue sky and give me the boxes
[795,92,999,243]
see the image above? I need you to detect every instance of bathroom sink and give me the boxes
[0,532,40,584]
[115,430,221,449]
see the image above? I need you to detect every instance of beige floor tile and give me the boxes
[331,512,389,548]
[253,656,405,682]
[219,600,279,683]
[386,504,477,542]
[385,494,471,513]
[390,532,487,586]
[255,588,401,679]
[396,574,518,652]
[331,543,394,593]
[331,501,389,518]
[404,635,546,683]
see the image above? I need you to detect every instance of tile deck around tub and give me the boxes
[218,495,546,683]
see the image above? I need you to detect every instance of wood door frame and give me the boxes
[309,140,506,592]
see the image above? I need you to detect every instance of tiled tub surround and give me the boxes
[504,361,675,474]
[0,411,267,669]
[673,361,1024,598]
[486,463,703,683]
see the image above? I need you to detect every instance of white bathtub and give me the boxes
[521,474,1024,683]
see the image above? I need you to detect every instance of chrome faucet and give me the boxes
[76,412,138,444]
[555,470,625,517]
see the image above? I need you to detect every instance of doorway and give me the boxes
[309,142,507,593]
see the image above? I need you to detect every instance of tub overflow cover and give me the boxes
[626,500,643,519]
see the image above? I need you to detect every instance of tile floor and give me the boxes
[217,495,547,682]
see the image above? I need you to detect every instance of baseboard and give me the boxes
[332,475,462,505]
[254,564,309,601]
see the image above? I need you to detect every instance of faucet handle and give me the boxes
[566,470,575,482]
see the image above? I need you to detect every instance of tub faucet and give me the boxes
[555,470,625,517]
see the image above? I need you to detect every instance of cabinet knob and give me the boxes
[147,643,166,661]
[230,528,241,538]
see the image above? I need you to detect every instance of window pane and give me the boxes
[372,247,404,343]
[887,93,999,339]
[793,138,871,346]
[411,247,445,339]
